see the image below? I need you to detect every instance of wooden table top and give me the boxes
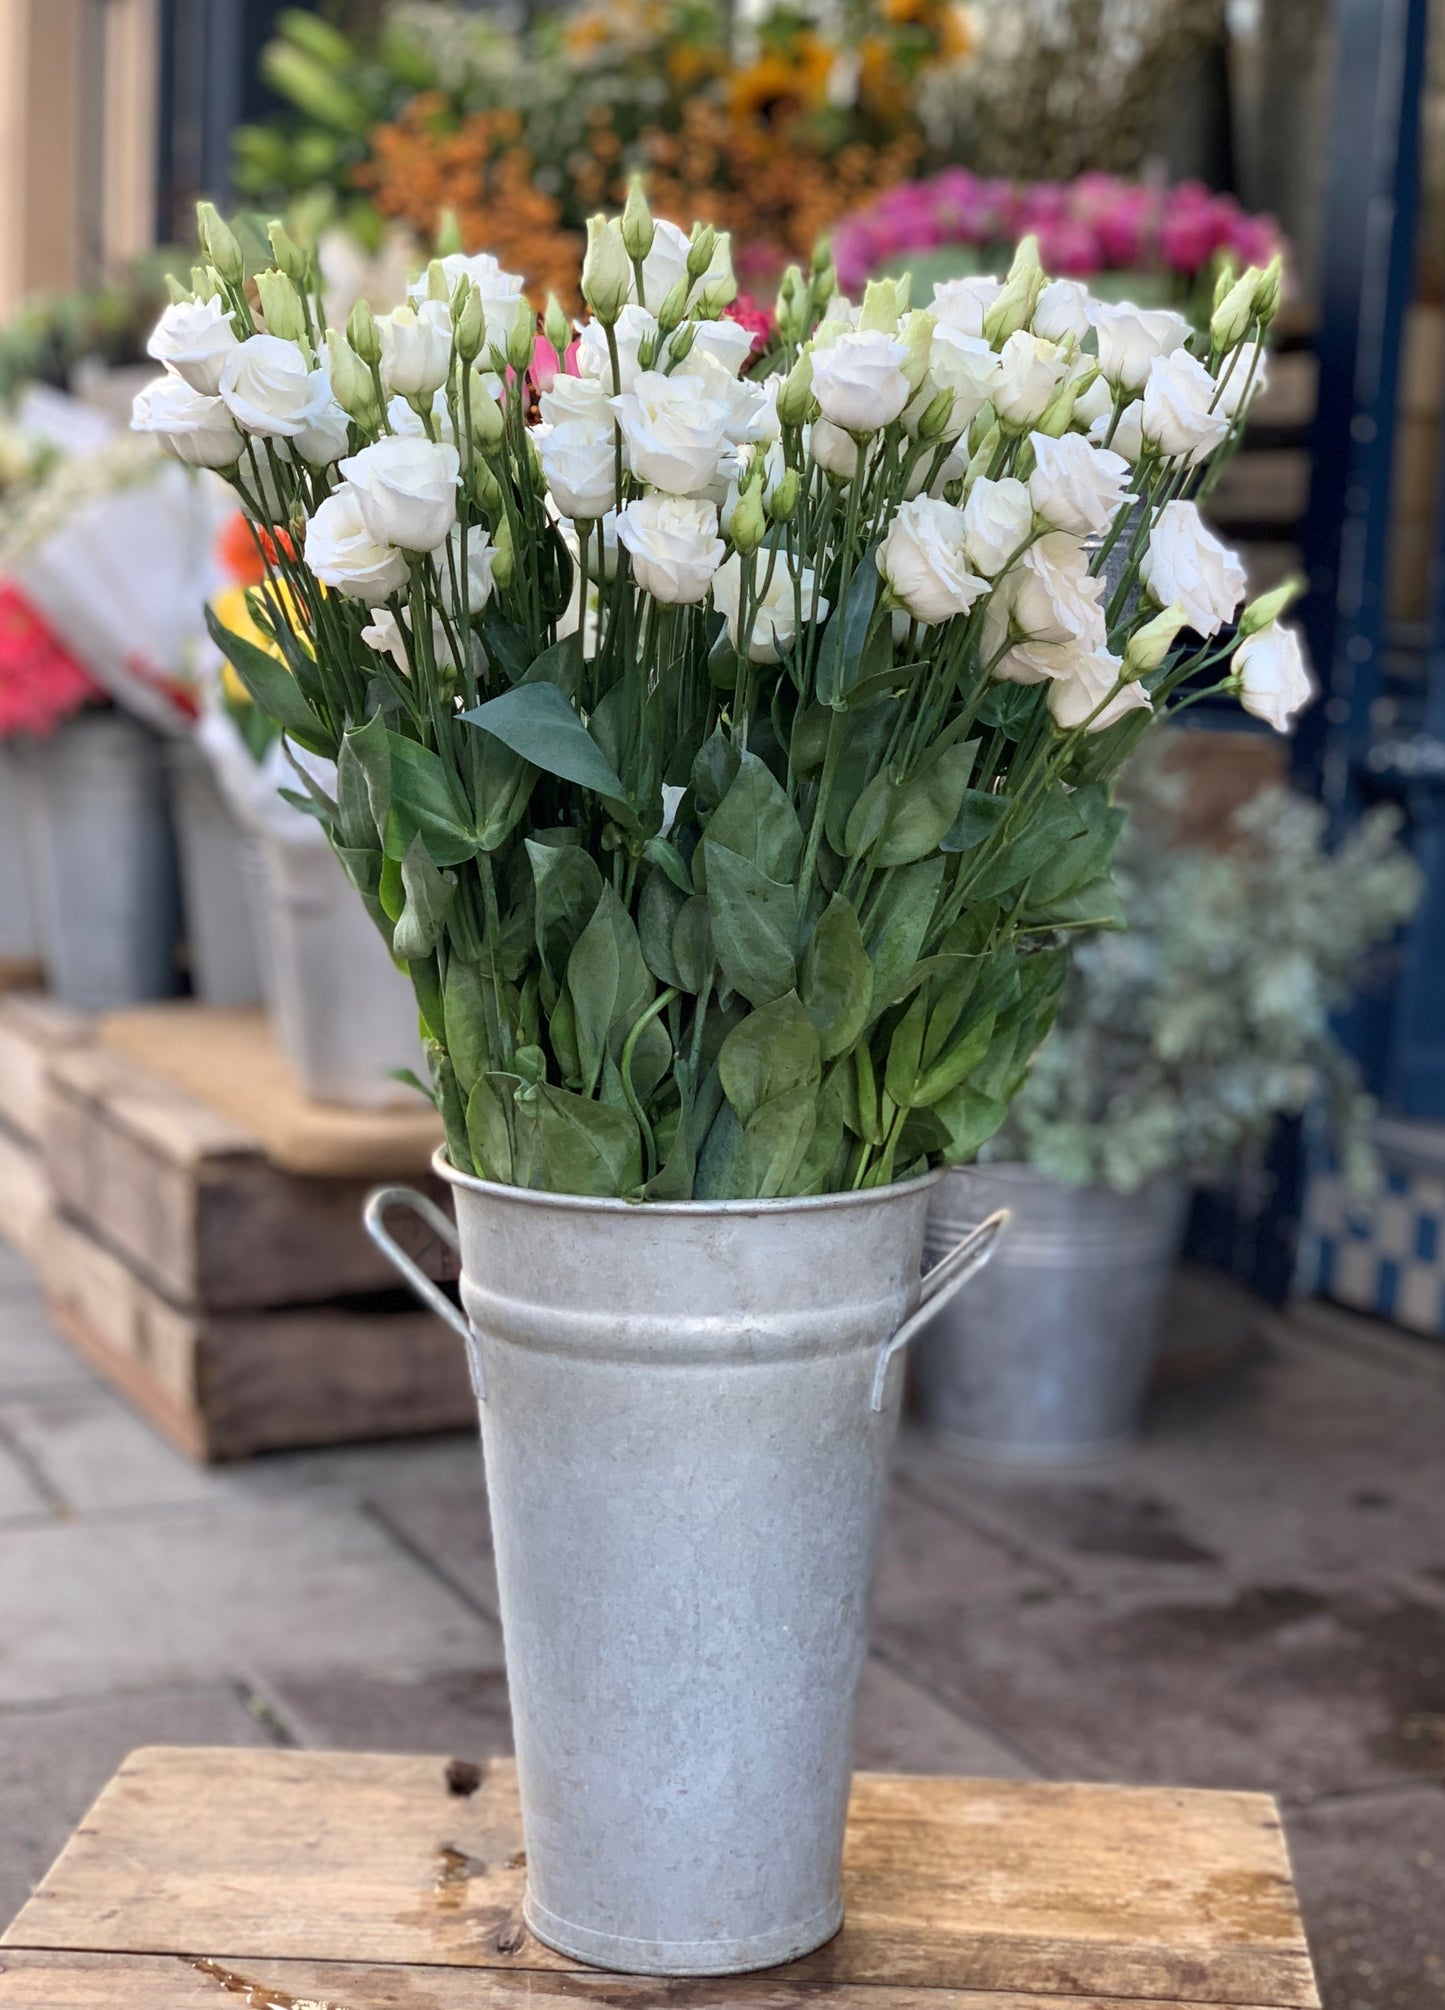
[0,1747,1319,2009]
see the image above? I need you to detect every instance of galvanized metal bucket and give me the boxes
[0,743,39,963]
[916,1165,1189,1464]
[366,1153,1006,1976]
[19,710,179,1010]
[166,742,265,1006]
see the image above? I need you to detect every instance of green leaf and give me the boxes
[466,1073,516,1183]
[1022,791,1125,907]
[479,616,531,685]
[335,735,378,851]
[691,730,740,814]
[718,993,821,1126]
[694,1099,749,1199]
[800,895,873,1062]
[442,957,490,1096]
[742,1086,817,1198]
[566,889,622,1096]
[912,1007,998,1107]
[638,867,687,989]
[864,856,943,1016]
[865,739,979,868]
[521,632,583,700]
[533,1085,642,1197]
[462,681,627,801]
[671,896,715,994]
[392,835,455,961]
[942,788,1010,853]
[824,700,896,855]
[1021,873,1128,931]
[964,790,1089,903]
[204,604,333,755]
[527,838,603,984]
[703,840,798,1007]
[706,752,805,882]
[643,835,693,896]
[815,549,880,706]
[884,990,929,1109]
[932,1081,1009,1163]
[467,726,536,853]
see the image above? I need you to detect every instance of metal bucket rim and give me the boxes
[432,1145,944,1219]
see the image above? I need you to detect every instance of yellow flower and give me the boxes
[210,581,311,706]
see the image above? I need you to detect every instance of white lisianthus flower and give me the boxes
[961,476,1034,576]
[539,373,610,428]
[218,334,327,438]
[1140,500,1247,636]
[538,418,618,522]
[1031,279,1094,344]
[810,330,911,433]
[1142,350,1231,463]
[379,300,453,398]
[713,555,830,664]
[293,369,351,468]
[146,295,238,395]
[1028,431,1131,538]
[1233,622,1315,732]
[878,497,987,626]
[387,389,457,444]
[360,607,409,675]
[410,253,529,349]
[338,435,460,553]
[1090,398,1145,463]
[1072,376,1115,430]
[561,508,620,581]
[616,494,725,605]
[1093,303,1191,392]
[927,326,1000,430]
[930,275,1001,337]
[304,488,410,599]
[611,370,733,497]
[438,526,496,617]
[1048,648,1152,731]
[983,532,1107,682]
[992,332,1068,428]
[685,318,755,379]
[577,304,658,395]
[721,441,786,535]
[634,219,690,312]
[131,374,242,469]
[675,350,766,447]
[1213,340,1269,420]
[810,294,860,348]
[807,417,862,480]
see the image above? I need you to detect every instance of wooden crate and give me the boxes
[0,994,89,1268]
[0,1747,1319,2008]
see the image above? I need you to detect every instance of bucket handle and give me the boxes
[868,1207,1010,1412]
[363,1186,484,1401]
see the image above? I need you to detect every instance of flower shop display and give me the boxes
[835,171,1284,317]
[916,775,1421,1462]
[138,185,1297,1973]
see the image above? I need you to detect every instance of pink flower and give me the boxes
[530,334,581,394]
[725,294,776,367]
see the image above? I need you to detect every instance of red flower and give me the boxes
[726,294,776,367]
[0,581,105,740]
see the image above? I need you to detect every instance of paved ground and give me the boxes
[0,1234,1440,2010]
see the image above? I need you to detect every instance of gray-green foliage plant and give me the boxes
[136,191,1301,1201]
[997,769,1422,1193]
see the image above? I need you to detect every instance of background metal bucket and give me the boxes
[916,1165,1189,1464]
[166,741,265,1006]
[0,742,39,964]
[366,1157,1005,1977]
[20,709,179,1010]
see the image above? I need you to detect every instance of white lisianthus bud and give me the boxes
[379,301,453,399]
[714,554,829,663]
[1032,278,1094,344]
[267,220,308,286]
[538,418,617,522]
[896,309,936,395]
[544,294,572,359]
[808,417,861,480]
[1093,302,1191,393]
[687,223,718,282]
[131,374,242,468]
[488,514,515,590]
[930,274,1001,338]
[583,216,632,327]
[961,475,1033,576]
[1210,270,1258,355]
[991,331,1068,429]
[1141,350,1232,464]
[611,369,733,497]
[469,376,505,453]
[914,387,957,443]
[776,352,813,428]
[1089,398,1145,464]
[1140,500,1246,636]
[768,467,801,522]
[1049,648,1151,731]
[346,299,382,368]
[439,525,496,619]
[453,285,486,365]
[218,333,324,438]
[325,330,375,422]
[621,175,656,264]
[637,220,689,315]
[859,277,909,334]
[878,496,987,627]
[1028,431,1131,538]
[1232,621,1314,732]
[576,304,658,395]
[982,235,1043,345]
[615,494,724,604]
[165,274,192,306]
[726,483,767,558]
[146,295,238,395]
[197,203,244,287]
[337,436,460,553]
[1122,600,1189,677]
[1073,376,1115,430]
[255,270,307,345]
[1238,572,1305,637]
[810,329,911,433]
[304,488,410,600]
[1033,376,1084,439]
[1254,255,1284,325]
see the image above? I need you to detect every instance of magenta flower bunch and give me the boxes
[834,170,1283,302]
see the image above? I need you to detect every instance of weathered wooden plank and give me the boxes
[2,1751,1318,2007]
[37,1217,474,1461]
[0,1121,51,1268]
[0,995,87,1143]
[0,1949,1308,2010]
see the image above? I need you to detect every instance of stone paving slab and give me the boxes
[0,1499,504,1705]
[0,1290,97,1396]
[0,1431,49,1524]
[1284,1785,1445,2010]
[0,1682,276,1930]
[0,1391,217,1515]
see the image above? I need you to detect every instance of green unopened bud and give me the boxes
[471,459,504,514]
[860,277,906,334]
[621,174,655,263]
[728,484,766,556]
[810,236,832,279]
[267,221,309,286]
[165,273,193,306]
[1123,600,1189,677]
[983,234,1043,346]
[775,265,806,344]
[524,430,546,494]
[963,420,1001,494]
[916,386,956,442]
[776,352,813,428]
[811,261,836,310]
[665,321,696,366]
[453,284,486,365]
[1254,253,1284,325]
[582,215,631,327]
[1213,257,1239,310]
[1210,270,1257,354]
[468,371,505,453]
[197,202,243,287]
[1238,572,1304,637]
[435,207,463,257]
[686,223,717,283]
[191,265,213,300]
[544,294,571,359]
[767,467,801,522]
[657,276,690,336]
[325,330,373,421]
[968,404,998,455]
[489,514,514,588]
[1034,377,1082,438]
[347,298,381,367]
[898,308,935,394]
[507,307,537,374]
[695,275,737,319]
[255,269,307,344]
[426,258,449,304]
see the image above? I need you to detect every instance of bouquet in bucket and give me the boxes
[134,194,1308,1203]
